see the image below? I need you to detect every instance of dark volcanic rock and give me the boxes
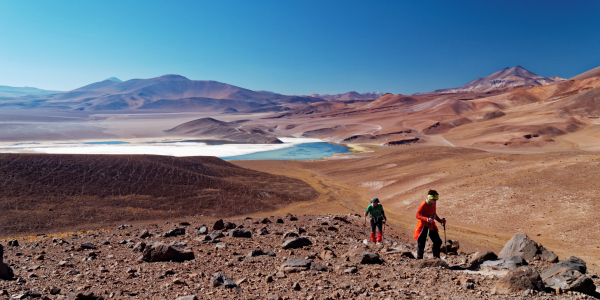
[281,237,312,249]
[140,242,195,262]
[492,266,545,294]
[225,222,237,230]
[139,230,151,239]
[210,272,237,288]
[0,245,14,280]
[163,228,186,237]
[213,219,225,230]
[132,242,146,253]
[246,250,276,258]
[80,242,96,250]
[207,230,225,241]
[228,229,252,238]
[359,252,383,264]
[7,240,18,247]
[498,232,558,263]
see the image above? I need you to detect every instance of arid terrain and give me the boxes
[0,213,598,300]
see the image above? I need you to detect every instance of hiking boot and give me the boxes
[376,232,383,243]
[416,249,424,260]
[432,246,441,259]
[370,233,376,243]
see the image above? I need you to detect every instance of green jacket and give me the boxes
[366,204,385,219]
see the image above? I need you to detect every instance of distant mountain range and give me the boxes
[1,75,323,112]
[308,91,383,101]
[0,85,62,98]
[428,66,565,94]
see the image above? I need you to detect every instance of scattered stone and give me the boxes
[480,256,527,270]
[213,219,225,230]
[320,248,337,259]
[333,216,350,223]
[207,230,225,241]
[175,296,198,300]
[163,228,185,237]
[225,222,237,230]
[359,252,383,264]
[265,275,274,283]
[288,215,298,221]
[412,258,448,269]
[292,282,301,291]
[345,266,358,274]
[281,237,312,249]
[34,254,44,261]
[196,226,208,235]
[228,229,252,238]
[49,287,61,295]
[8,240,19,247]
[310,262,329,272]
[210,273,237,288]
[498,232,558,262]
[139,230,151,239]
[260,218,272,224]
[132,242,146,253]
[139,242,195,262]
[276,218,284,224]
[280,258,312,273]
[492,266,545,294]
[469,251,497,266]
[327,226,339,232]
[73,292,104,300]
[283,231,299,238]
[440,240,460,254]
[246,250,276,258]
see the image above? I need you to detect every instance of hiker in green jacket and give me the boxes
[364,197,386,243]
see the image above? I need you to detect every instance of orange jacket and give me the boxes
[413,200,441,240]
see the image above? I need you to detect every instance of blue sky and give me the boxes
[0,0,599,95]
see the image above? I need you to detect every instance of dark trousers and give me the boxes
[417,226,442,259]
[370,218,383,234]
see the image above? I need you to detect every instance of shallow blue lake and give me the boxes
[224,142,351,160]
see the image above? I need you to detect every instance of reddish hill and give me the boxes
[0,154,317,236]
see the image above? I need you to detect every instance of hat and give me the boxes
[371,197,379,203]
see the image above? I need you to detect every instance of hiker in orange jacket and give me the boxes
[414,190,446,259]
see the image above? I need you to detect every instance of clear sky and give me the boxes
[0,0,599,95]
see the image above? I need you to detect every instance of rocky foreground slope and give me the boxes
[0,214,598,300]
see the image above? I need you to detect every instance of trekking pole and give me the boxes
[443,223,448,261]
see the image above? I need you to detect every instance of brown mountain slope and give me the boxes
[166,117,282,143]
[570,65,600,81]
[0,154,317,236]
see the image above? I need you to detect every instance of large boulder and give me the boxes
[492,266,545,294]
[279,258,312,273]
[139,242,195,262]
[281,237,312,249]
[359,252,383,264]
[480,256,527,270]
[498,233,558,263]
[0,245,14,280]
[541,257,595,294]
